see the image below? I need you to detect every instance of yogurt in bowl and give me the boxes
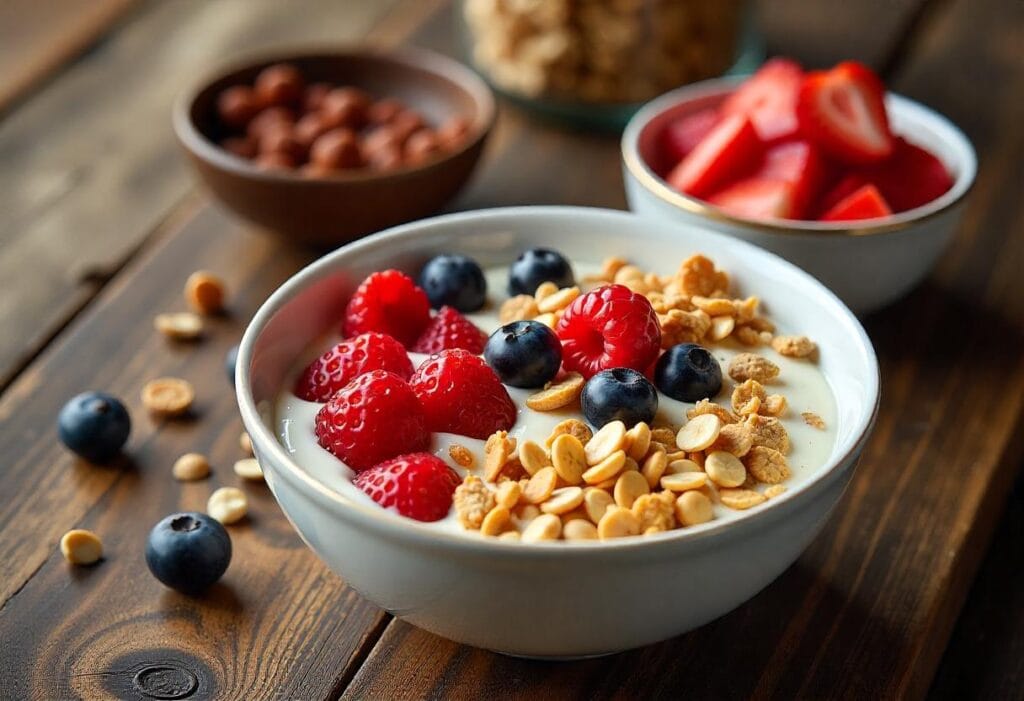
[237,206,878,656]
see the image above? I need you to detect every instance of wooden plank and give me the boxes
[0,0,138,113]
[0,0,400,391]
[342,1,1024,699]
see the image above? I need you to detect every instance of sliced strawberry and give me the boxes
[819,184,893,221]
[720,58,803,143]
[666,114,762,199]
[858,137,954,212]
[755,140,828,218]
[707,177,797,221]
[660,109,720,166]
[797,61,893,165]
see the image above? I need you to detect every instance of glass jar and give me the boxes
[460,0,759,128]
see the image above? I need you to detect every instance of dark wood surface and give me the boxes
[1,0,1022,699]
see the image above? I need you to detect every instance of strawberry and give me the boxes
[343,269,431,347]
[721,58,804,143]
[754,140,829,218]
[857,137,954,212]
[411,306,488,355]
[314,370,429,471]
[660,108,719,167]
[666,114,762,199]
[796,61,893,165]
[353,452,460,522]
[410,349,516,439]
[555,284,661,379]
[708,177,797,221]
[294,332,413,402]
[819,184,893,221]
[816,174,869,216]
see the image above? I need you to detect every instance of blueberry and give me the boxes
[484,320,562,388]
[418,254,487,312]
[225,344,239,386]
[145,512,232,595]
[654,343,723,402]
[57,392,131,463]
[508,248,575,296]
[581,368,658,428]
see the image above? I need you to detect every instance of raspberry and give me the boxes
[294,332,413,402]
[343,269,431,347]
[410,349,517,439]
[411,306,488,354]
[314,370,429,471]
[555,284,661,379]
[353,452,461,522]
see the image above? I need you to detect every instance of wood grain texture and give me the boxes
[0,0,139,113]
[0,0,398,391]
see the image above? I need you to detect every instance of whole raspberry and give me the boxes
[314,370,429,471]
[353,452,461,522]
[411,306,488,354]
[294,332,413,402]
[409,349,517,439]
[343,269,431,347]
[555,284,661,378]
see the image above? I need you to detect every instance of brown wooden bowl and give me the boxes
[173,47,495,247]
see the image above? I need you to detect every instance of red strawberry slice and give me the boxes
[721,58,804,143]
[343,269,431,347]
[294,332,413,402]
[816,174,870,216]
[707,177,797,221]
[666,114,762,199]
[797,61,893,165]
[353,452,461,522]
[858,137,954,212]
[660,108,719,165]
[819,183,893,221]
[411,306,488,355]
[410,349,516,439]
[754,140,828,218]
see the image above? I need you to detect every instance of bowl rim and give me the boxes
[237,206,880,557]
[172,44,496,183]
[621,76,977,237]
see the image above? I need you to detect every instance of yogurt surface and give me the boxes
[275,263,838,535]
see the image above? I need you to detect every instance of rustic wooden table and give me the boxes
[1,0,1022,699]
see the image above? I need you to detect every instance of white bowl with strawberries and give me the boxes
[622,59,976,313]
[237,206,879,657]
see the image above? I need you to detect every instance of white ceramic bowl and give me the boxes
[236,206,879,658]
[622,78,976,314]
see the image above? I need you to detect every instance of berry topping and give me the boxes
[411,306,488,355]
[654,343,723,402]
[555,284,661,379]
[315,370,429,471]
[819,183,892,221]
[581,368,659,428]
[353,452,461,522]
[508,248,575,296]
[418,254,487,312]
[57,391,131,464]
[667,114,762,199]
[410,349,517,439]
[342,269,431,347]
[294,332,413,402]
[484,320,562,388]
[145,512,232,595]
[720,58,804,143]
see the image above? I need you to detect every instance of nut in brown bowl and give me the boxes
[173,47,495,247]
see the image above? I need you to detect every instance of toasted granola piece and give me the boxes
[802,412,826,430]
[772,335,818,358]
[744,446,791,484]
[762,394,788,417]
[691,296,736,317]
[499,295,540,324]
[686,399,740,425]
[745,414,791,454]
[659,309,712,347]
[526,372,585,411]
[454,475,496,529]
[545,418,593,447]
[449,444,475,469]
[727,353,780,383]
[484,431,517,482]
[763,485,788,499]
[734,326,771,347]
[731,379,767,415]
[678,254,729,297]
[709,422,753,457]
[647,292,696,314]
[733,296,760,322]
[719,488,767,510]
[631,491,676,532]
[650,426,679,446]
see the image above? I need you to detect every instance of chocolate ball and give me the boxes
[258,123,304,161]
[254,63,304,107]
[310,128,363,170]
[246,106,295,140]
[321,88,370,130]
[216,86,259,130]
[293,112,332,150]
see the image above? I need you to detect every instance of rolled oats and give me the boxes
[710,422,753,457]
[705,450,747,488]
[537,285,580,313]
[762,394,788,417]
[691,296,736,316]
[686,400,739,425]
[484,431,517,482]
[744,446,791,484]
[499,295,540,323]
[802,412,826,430]
[545,418,592,447]
[728,353,780,383]
[526,372,584,411]
[659,309,711,347]
[772,335,818,358]
[675,414,722,452]
[449,444,476,469]
[763,485,788,499]
[650,426,678,445]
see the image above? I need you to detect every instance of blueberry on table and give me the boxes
[508,248,575,296]
[654,343,723,402]
[418,254,487,312]
[484,320,562,388]
[225,344,240,386]
[145,512,232,595]
[581,368,658,428]
[57,391,131,463]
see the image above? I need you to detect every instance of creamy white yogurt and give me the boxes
[276,264,838,535]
